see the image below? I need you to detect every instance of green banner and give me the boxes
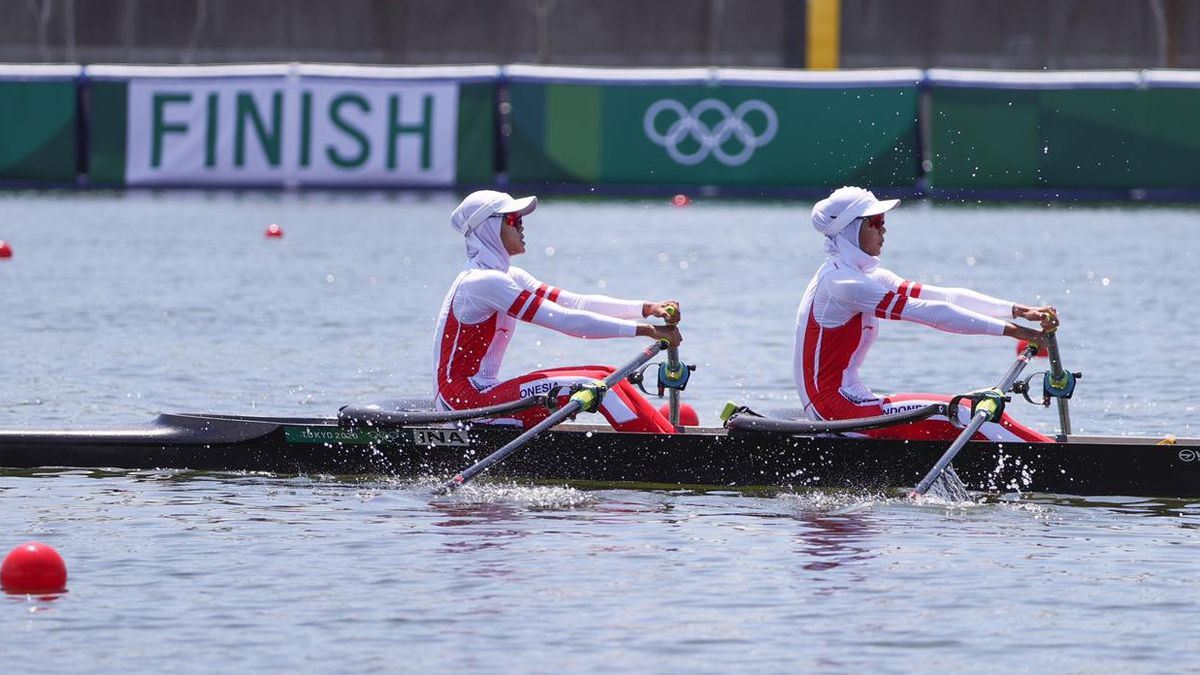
[87,80,128,186]
[507,68,921,189]
[0,68,79,184]
[455,82,497,185]
[927,71,1200,191]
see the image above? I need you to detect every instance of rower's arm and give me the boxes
[462,271,639,338]
[891,298,1009,336]
[914,285,1013,319]
[525,300,639,338]
[870,269,1012,319]
[509,266,643,319]
[830,275,1008,336]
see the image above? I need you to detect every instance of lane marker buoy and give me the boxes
[1,542,68,594]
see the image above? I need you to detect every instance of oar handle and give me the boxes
[1044,331,1073,437]
[440,340,668,492]
[656,306,684,427]
[664,306,682,426]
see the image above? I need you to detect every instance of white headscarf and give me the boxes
[449,190,537,272]
[824,219,879,273]
[463,215,510,271]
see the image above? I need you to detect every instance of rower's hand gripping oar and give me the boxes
[1011,326,1080,438]
[910,342,1041,497]
[437,340,669,494]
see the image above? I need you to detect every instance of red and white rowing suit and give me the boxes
[794,231,1051,442]
[434,205,674,434]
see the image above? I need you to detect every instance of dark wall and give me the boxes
[1,0,1196,68]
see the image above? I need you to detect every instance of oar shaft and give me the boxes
[911,343,1038,497]
[450,399,583,487]
[912,409,990,496]
[667,345,681,427]
[1045,331,1072,437]
[442,340,667,491]
[997,344,1038,392]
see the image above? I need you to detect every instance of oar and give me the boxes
[910,342,1040,497]
[1044,330,1073,437]
[438,339,668,493]
[660,306,686,427]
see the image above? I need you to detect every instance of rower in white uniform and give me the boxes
[794,186,1057,442]
[433,190,681,433]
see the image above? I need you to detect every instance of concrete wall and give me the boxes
[1,0,1196,68]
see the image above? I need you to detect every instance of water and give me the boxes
[1,191,1198,671]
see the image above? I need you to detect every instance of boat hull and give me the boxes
[2,413,1198,497]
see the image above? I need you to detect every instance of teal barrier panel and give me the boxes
[927,69,1200,193]
[0,65,80,185]
[506,65,923,190]
[85,64,498,187]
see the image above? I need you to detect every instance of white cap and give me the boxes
[811,186,899,237]
[450,190,538,236]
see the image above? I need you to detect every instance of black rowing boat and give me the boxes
[1,400,1196,497]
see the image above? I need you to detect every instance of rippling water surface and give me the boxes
[1,191,1198,671]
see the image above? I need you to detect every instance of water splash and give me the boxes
[421,477,596,510]
[925,465,973,502]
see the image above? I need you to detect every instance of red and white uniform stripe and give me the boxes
[433,266,674,433]
[794,247,1050,442]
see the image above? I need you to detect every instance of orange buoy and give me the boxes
[1,542,67,594]
[265,224,284,238]
[671,194,691,207]
[659,402,700,427]
[0,240,12,258]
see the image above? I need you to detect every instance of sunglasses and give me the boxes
[858,214,885,229]
[501,212,523,228]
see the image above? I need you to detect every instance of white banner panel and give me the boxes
[125,76,459,186]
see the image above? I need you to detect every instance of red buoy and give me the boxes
[265,224,284,238]
[1,542,67,594]
[0,240,12,258]
[671,194,691,207]
[659,403,700,427]
[1017,340,1049,358]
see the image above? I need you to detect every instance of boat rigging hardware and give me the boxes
[569,381,608,413]
[657,360,695,396]
[947,388,1009,428]
[627,360,697,397]
[1012,370,1083,406]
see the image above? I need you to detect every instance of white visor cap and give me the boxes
[451,190,539,236]
[811,186,899,237]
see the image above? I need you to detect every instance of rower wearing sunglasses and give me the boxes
[434,190,682,433]
[794,186,1058,442]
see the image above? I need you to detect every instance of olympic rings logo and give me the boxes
[643,98,779,167]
